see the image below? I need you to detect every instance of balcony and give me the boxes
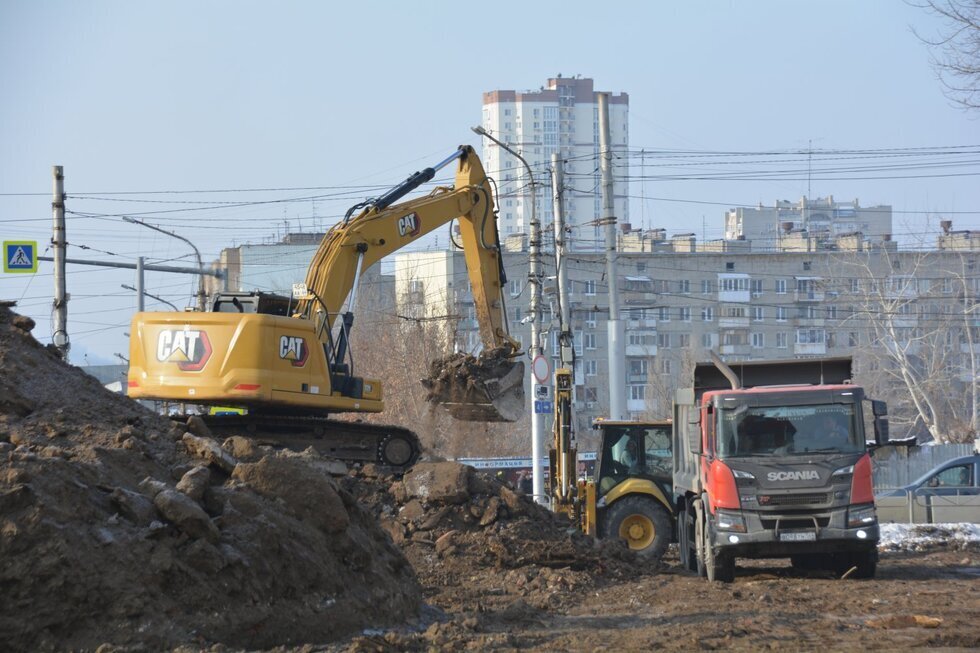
[794,342,827,356]
[628,373,649,383]
[794,290,825,302]
[627,318,657,331]
[794,317,826,328]
[718,290,750,303]
[719,344,751,356]
[627,398,647,413]
[626,344,657,357]
[719,316,750,329]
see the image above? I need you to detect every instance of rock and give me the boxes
[181,538,226,574]
[185,415,211,437]
[0,485,34,513]
[222,436,258,460]
[11,314,35,332]
[435,530,457,555]
[232,454,350,534]
[398,499,425,524]
[479,497,502,527]
[110,487,156,526]
[380,517,406,545]
[182,433,238,473]
[499,486,524,515]
[403,462,471,505]
[176,466,211,502]
[419,506,450,531]
[389,481,407,504]
[153,488,221,543]
[138,477,168,499]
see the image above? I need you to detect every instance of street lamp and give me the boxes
[471,125,547,505]
[122,216,207,310]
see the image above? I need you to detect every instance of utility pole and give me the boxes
[122,216,207,310]
[472,125,546,505]
[51,165,69,359]
[551,153,576,508]
[136,256,145,311]
[598,93,626,420]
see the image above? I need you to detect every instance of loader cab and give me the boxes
[594,420,673,496]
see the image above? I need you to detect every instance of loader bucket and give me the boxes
[421,348,525,422]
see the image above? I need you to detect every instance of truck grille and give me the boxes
[757,493,829,507]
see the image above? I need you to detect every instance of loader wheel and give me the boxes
[603,496,671,560]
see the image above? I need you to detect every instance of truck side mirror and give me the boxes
[871,400,888,417]
[874,417,890,445]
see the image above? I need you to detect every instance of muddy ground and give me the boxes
[1,301,978,652]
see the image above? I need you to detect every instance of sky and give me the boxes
[1,0,978,364]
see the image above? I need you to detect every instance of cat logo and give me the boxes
[279,335,309,367]
[397,212,421,238]
[156,329,212,371]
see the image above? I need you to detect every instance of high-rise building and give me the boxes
[480,75,629,250]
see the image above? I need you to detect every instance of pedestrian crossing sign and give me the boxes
[3,241,38,273]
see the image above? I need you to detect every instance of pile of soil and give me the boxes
[421,347,525,422]
[337,461,654,650]
[0,303,422,650]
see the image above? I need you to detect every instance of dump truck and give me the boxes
[673,353,891,582]
[128,146,524,470]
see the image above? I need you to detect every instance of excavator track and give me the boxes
[196,414,422,472]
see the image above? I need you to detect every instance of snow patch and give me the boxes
[878,523,980,552]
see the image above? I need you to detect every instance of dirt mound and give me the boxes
[343,461,649,600]
[0,304,421,651]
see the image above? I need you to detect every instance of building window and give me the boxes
[752,305,764,321]
[629,384,647,400]
[510,279,522,296]
[585,310,597,328]
[775,279,787,294]
[628,332,644,346]
[826,305,837,320]
[726,262,735,271]
[658,306,671,322]
[850,278,860,293]
[776,307,787,322]
[513,307,522,322]
[584,333,597,350]
[751,332,765,348]
[751,279,763,296]
[584,279,597,295]
[657,333,671,348]
[796,328,825,344]
[701,332,716,348]
[584,359,597,376]
[776,332,788,348]
[679,306,691,322]
[678,333,691,348]
[701,279,712,294]
[720,277,749,292]
[660,359,672,374]
[849,332,859,347]
[701,307,714,322]
[678,280,691,294]
[629,359,648,377]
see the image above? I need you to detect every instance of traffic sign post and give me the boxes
[3,241,38,273]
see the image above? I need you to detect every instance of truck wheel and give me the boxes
[704,538,735,583]
[678,502,698,572]
[693,499,707,577]
[837,550,877,579]
[603,496,671,560]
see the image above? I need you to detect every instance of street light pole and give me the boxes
[122,216,207,310]
[472,125,546,505]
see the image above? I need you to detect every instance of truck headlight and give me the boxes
[847,504,876,528]
[832,464,854,478]
[715,509,746,533]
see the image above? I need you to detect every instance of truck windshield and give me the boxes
[717,403,861,457]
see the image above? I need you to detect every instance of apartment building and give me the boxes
[480,75,629,250]
[725,196,893,251]
[395,231,979,437]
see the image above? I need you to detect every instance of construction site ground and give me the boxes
[1,302,978,652]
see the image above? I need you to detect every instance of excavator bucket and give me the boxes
[421,348,525,422]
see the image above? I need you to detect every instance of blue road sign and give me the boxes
[534,400,553,414]
[3,241,38,273]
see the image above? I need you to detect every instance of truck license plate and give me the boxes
[779,531,816,542]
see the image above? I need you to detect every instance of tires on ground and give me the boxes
[602,495,672,560]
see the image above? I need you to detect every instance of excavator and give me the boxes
[127,145,524,470]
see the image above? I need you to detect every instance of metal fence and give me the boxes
[872,443,975,490]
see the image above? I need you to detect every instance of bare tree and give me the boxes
[838,247,979,443]
[910,0,980,110]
